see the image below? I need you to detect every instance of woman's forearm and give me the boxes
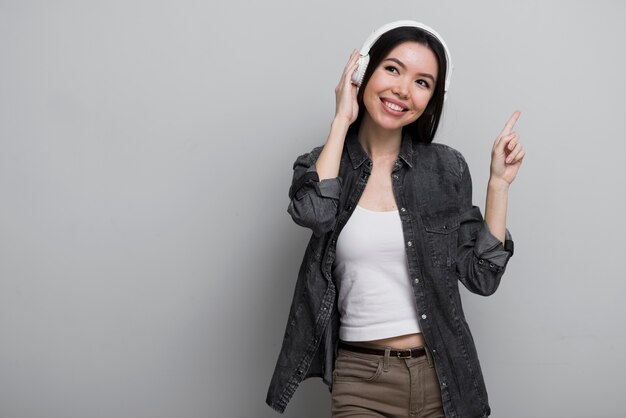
[484,178,509,243]
[316,118,351,180]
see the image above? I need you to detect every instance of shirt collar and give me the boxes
[346,129,414,169]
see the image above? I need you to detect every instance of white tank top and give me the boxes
[333,205,421,341]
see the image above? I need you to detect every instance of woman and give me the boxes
[267,21,524,418]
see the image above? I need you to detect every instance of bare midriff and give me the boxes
[361,332,426,349]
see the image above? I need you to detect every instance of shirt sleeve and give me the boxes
[454,152,514,296]
[287,149,342,237]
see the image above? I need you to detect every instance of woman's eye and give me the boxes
[384,65,399,74]
[416,79,430,88]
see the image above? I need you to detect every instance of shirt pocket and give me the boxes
[423,214,460,268]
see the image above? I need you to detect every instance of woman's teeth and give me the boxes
[383,100,405,112]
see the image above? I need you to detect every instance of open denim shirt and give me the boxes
[267,131,514,417]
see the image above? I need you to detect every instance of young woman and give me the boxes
[267,21,524,418]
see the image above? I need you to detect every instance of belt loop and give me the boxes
[383,347,390,372]
[425,345,434,367]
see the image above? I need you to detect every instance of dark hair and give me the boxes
[351,26,448,144]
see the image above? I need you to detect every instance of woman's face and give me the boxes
[361,41,438,133]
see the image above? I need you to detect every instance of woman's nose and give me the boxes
[392,80,409,99]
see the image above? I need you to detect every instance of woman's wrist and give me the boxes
[487,177,511,193]
[331,117,352,133]
[325,118,351,147]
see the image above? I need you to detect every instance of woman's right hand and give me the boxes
[334,49,360,125]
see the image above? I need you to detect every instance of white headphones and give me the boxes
[351,20,453,94]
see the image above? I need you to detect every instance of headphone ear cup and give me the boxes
[351,55,370,87]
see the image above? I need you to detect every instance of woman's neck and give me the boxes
[357,115,402,159]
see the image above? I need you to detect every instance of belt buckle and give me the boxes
[396,349,412,359]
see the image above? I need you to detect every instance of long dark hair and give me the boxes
[351,26,448,144]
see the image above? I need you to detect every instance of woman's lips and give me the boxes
[380,98,407,115]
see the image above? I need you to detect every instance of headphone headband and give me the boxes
[352,20,453,94]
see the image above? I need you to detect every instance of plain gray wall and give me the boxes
[1,1,625,417]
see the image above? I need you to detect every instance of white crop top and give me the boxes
[333,205,421,341]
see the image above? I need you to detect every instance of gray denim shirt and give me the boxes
[266,131,514,417]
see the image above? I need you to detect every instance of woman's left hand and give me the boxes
[490,110,525,186]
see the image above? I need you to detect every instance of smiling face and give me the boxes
[361,41,439,135]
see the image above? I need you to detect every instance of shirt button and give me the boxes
[407,241,412,247]
[400,207,406,212]
[414,278,419,284]
[392,174,399,180]
[421,314,427,319]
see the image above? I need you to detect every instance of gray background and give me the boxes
[1,1,624,417]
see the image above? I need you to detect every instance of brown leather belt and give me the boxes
[338,341,427,359]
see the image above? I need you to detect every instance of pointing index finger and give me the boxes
[501,110,521,136]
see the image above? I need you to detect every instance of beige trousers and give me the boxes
[331,343,445,418]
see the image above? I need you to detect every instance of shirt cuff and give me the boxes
[316,178,341,199]
[473,223,514,268]
[307,165,342,199]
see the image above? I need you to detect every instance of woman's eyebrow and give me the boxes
[384,57,407,69]
[384,57,436,82]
